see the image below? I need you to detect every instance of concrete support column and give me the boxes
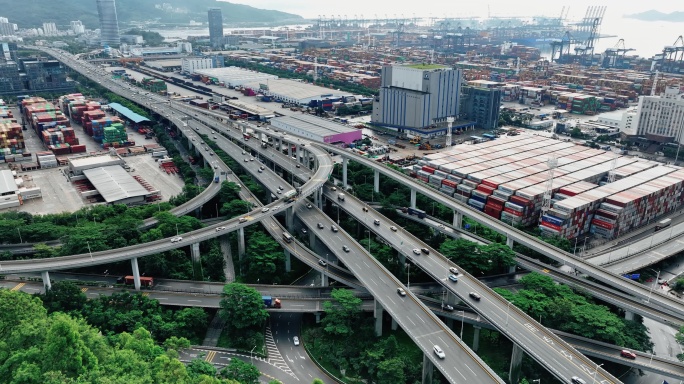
[309,230,316,248]
[313,188,320,206]
[288,142,292,158]
[374,299,384,337]
[508,265,517,274]
[625,310,635,321]
[237,227,246,259]
[130,257,141,291]
[422,354,434,384]
[472,325,481,352]
[410,189,416,209]
[509,344,524,384]
[258,132,263,143]
[317,188,323,210]
[315,312,321,324]
[342,157,349,189]
[453,211,463,229]
[41,271,51,291]
[374,170,380,193]
[284,250,291,272]
[506,236,514,248]
[391,317,398,331]
[285,206,294,232]
[321,271,328,287]
[397,250,406,265]
[190,242,201,263]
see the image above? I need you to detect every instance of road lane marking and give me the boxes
[81,288,88,293]
[142,292,150,297]
[204,350,216,362]
[187,299,202,302]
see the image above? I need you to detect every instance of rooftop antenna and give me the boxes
[541,156,558,213]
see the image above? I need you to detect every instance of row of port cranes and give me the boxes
[406,136,683,240]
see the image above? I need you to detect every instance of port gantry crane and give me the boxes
[658,35,684,74]
[601,39,635,69]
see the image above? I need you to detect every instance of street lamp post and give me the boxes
[593,363,604,383]
[250,345,256,364]
[506,301,515,326]
[175,223,179,236]
[16,228,22,243]
[647,268,661,303]
[459,310,465,339]
[86,241,93,262]
[406,263,410,288]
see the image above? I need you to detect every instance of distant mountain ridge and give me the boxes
[625,10,684,22]
[2,0,302,29]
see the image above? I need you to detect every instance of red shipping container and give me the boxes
[486,201,504,211]
[510,195,531,206]
[481,180,498,188]
[485,209,501,219]
[591,219,613,230]
[541,221,562,231]
[476,185,494,195]
[421,166,436,174]
[442,179,458,188]
[504,207,523,217]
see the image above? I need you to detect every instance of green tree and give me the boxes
[187,358,217,378]
[221,200,253,218]
[38,281,87,315]
[219,283,269,330]
[322,289,362,337]
[220,359,260,384]
[376,357,405,384]
[42,313,99,377]
[311,380,324,384]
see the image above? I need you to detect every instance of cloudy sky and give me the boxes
[223,0,678,20]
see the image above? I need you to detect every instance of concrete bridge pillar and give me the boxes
[130,257,141,291]
[41,271,51,291]
[191,242,201,263]
[397,250,406,265]
[422,354,434,384]
[374,170,380,193]
[374,299,384,337]
[284,250,291,272]
[410,189,416,209]
[507,236,514,248]
[472,325,481,352]
[285,206,294,232]
[315,312,321,324]
[309,230,316,248]
[321,271,328,287]
[391,317,398,331]
[625,310,635,321]
[508,265,517,274]
[342,157,349,189]
[288,142,292,158]
[237,227,246,259]
[453,211,463,229]
[509,344,524,384]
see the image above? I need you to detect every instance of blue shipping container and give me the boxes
[541,215,564,227]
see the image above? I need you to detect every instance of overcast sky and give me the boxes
[223,0,678,20]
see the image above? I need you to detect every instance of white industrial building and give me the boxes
[193,67,278,87]
[69,155,124,176]
[181,57,213,74]
[0,170,42,210]
[245,79,348,106]
[619,86,684,143]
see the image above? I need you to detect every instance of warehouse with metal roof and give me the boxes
[269,114,362,144]
[68,155,124,176]
[82,166,155,205]
[244,79,347,105]
[194,67,278,87]
[108,103,151,124]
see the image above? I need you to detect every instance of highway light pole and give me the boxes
[86,241,93,262]
[647,268,661,303]
[16,228,22,243]
[250,345,256,365]
[459,310,465,339]
[406,263,410,288]
[506,301,515,326]
[592,363,604,383]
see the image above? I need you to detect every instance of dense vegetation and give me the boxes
[2,0,301,29]
[0,289,240,384]
[123,29,165,46]
[496,273,653,351]
[217,283,268,352]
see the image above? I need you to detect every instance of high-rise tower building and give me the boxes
[208,8,224,48]
[97,0,120,46]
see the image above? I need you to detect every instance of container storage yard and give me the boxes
[411,135,682,239]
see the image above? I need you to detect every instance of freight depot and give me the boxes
[410,135,684,240]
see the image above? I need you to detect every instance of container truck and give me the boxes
[656,218,672,231]
[262,296,282,308]
[124,276,154,287]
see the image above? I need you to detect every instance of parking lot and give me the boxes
[2,107,184,215]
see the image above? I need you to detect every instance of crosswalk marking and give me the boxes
[11,283,25,291]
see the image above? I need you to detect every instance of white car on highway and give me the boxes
[170,236,183,243]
